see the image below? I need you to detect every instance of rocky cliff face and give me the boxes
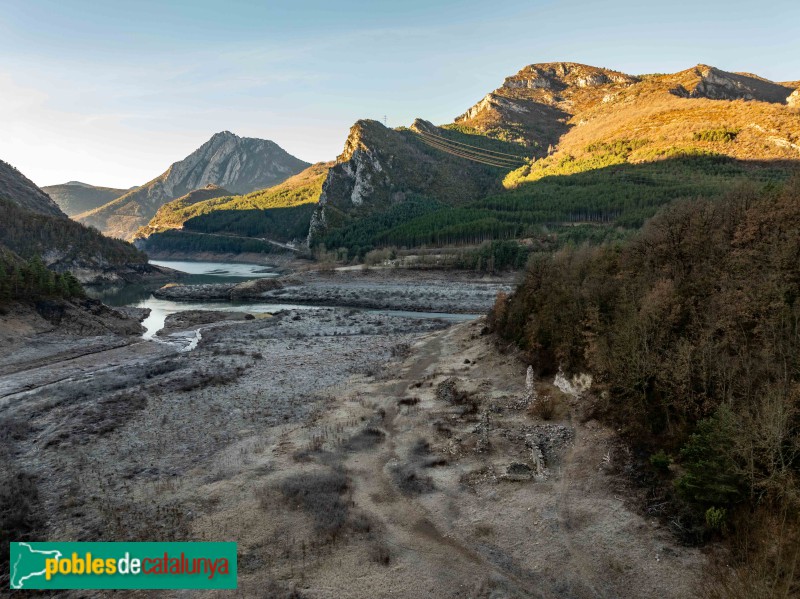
[0,159,65,217]
[455,62,638,149]
[307,119,508,244]
[788,88,800,107]
[668,65,794,103]
[77,131,309,240]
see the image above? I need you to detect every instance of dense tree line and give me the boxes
[315,156,789,257]
[0,197,145,266]
[0,251,83,304]
[184,205,315,242]
[450,240,531,271]
[140,230,278,255]
[490,180,800,596]
[319,196,444,259]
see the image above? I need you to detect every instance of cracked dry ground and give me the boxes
[195,318,704,599]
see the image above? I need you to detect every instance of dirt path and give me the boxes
[216,318,705,598]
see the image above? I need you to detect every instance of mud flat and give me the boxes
[154,268,516,313]
[0,301,704,598]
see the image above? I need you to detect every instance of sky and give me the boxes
[1,0,798,188]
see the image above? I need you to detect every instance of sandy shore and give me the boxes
[0,301,704,597]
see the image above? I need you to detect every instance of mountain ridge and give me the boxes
[76,131,310,240]
[308,61,799,255]
[0,160,157,285]
[0,160,65,217]
[43,182,129,216]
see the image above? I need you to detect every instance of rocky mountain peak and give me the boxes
[669,65,793,103]
[502,62,638,91]
[77,132,310,239]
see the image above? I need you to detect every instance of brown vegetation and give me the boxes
[492,178,800,596]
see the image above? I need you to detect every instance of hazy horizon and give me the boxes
[2,0,799,188]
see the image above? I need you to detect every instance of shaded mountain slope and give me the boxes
[0,160,154,285]
[0,160,64,217]
[42,182,128,216]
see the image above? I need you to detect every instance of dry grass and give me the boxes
[528,385,569,421]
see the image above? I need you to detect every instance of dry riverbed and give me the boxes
[1,300,705,597]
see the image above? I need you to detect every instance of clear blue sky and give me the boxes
[1,0,798,188]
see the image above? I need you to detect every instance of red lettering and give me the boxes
[142,557,158,574]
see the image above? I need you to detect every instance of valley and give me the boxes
[0,257,705,597]
[1,55,799,598]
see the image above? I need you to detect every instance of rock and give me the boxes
[33,298,145,336]
[553,368,592,397]
[524,365,536,405]
[158,310,255,334]
[788,89,800,107]
[153,283,237,301]
[111,306,151,322]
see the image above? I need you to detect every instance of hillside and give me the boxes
[455,62,639,151]
[136,162,333,256]
[42,181,128,216]
[76,131,310,240]
[311,62,800,258]
[491,179,800,596]
[307,119,528,245]
[0,244,83,304]
[133,184,233,238]
[0,160,65,217]
[0,160,153,285]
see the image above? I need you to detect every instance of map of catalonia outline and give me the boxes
[10,543,63,589]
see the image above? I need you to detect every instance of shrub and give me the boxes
[528,393,565,421]
[389,464,434,496]
[676,407,745,508]
[649,450,671,472]
[693,128,739,143]
[704,507,727,532]
[279,469,351,540]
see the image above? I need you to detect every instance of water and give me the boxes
[89,260,479,340]
[137,296,321,339]
[149,260,280,278]
[89,260,282,307]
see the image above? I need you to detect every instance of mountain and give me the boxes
[133,184,233,238]
[42,181,128,216]
[454,62,639,151]
[309,62,800,257]
[307,118,529,245]
[76,131,310,240]
[0,160,155,285]
[0,160,65,217]
[135,162,333,257]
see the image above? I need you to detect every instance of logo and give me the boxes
[9,542,237,590]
